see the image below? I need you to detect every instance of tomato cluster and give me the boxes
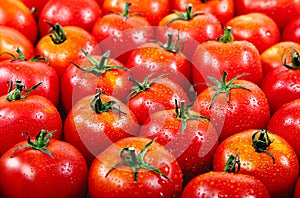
[1,0,300,197]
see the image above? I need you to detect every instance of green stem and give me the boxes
[122,2,131,21]
[6,80,42,101]
[44,21,67,44]
[218,26,235,43]
[252,130,275,163]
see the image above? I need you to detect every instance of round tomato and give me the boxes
[88,137,183,198]
[0,130,88,198]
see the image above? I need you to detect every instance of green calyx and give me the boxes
[156,33,184,53]
[252,129,275,163]
[10,129,56,158]
[129,73,169,99]
[218,26,235,43]
[0,48,49,64]
[122,2,131,21]
[223,150,240,173]
[167,4,203,25]
[208,71,250,108]
[71,49,128,77]
[174,99,209,134]
[105,138,169,183]
[90,89,126,115]
[283,48,300,70]
[6,80,42,102]
[45,21,67,44]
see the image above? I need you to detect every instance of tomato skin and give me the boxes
[0,0,38,44]
[64,94,139,166]
[0,60,60,106]
[88,137,183,198]
[0,25,35,62]
[38,0,102,37]
[213,129,299,198]
[225,13,281,54]
[294,177,300,198]
[181,171,270,198]
[21,0,48,19]
[0,95,62,156]
[282,16,300,44]
[0,139,88,198]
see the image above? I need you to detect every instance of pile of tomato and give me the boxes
[1,0,300,197]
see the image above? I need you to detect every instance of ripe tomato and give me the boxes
[260,41,300,75]
[0,130,88,198]
[64,90,139,166]
[88,137,183,198]
[0,25,35,62]
[234,0,300,30]
[282,16,300,44]
[157,4,223,58]
[213,129,299,198]
[261,49,300,113]
[0,49,59,106]
[61,50,132,113]
[172,0,235,25]
[267,99,300,160]
[35,23,99,78]
[0,81,62,156]
[225,13,281,54]
[0,0,38,44]
[139,100,218,183]
[192,26,263,94]
[128,74,190,125]
[193,72,270,142]
[38,0,102,37]
[181,171,270,198]
[102,0,170,26]
[21,0,48,19]
[91,2,154,64]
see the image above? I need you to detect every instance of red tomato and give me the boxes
[139,100,218,183]
[88,137,183,198]
[38,0,102,37]
[282,15,300,44]
[0,49,59,106]
[172,0,235,25]
[21,0,48,19]
[35,23,99,78]
[213,129,299,198]
[91,2,154,64]
[0,130,88,198]
[0,0,38,44]
[193,72,270,141]
[0,25,35,62]
[64,91,139,165]
[182,171,270,198]
[234,0,300,30]
[102,0,170,26]
[260,41,300,75]
[267,99,300,160]
[225,13,281,54]
[0,81,62,156]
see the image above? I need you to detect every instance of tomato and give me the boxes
[128,73,190,125]
[0,81,62,156]
[234,0,300,30]
[60,50,132,113]
[213,129,299,198]
[0,130,88,198]
[0,0,38,44]
[139,100,218,183]
[182,171,270,198]
[38,0,102,37]
[102,0,170,26]
[282,16,300,44]
[260,41,300,75]
[172,0,235,25]
[192,26,263,94]
[157,4,223,58]
[91,2,154,64]
[225,13,281,54]
[267,99,300,160]
[193,72,270,142]
[0,25,35,62]
[64,90,139,166]
[88,137,183,198]
[21,0,48,19]
[0,49,59,106]
[35,23,99,78]
[261,49,300,113]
